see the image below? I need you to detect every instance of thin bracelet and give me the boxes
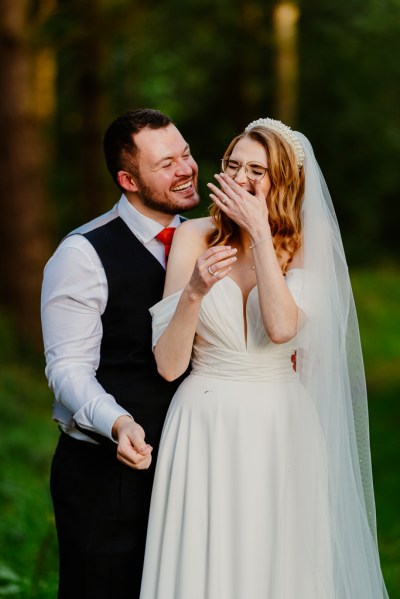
[249,235,272,249]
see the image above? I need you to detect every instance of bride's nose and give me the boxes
[233,165,248,185]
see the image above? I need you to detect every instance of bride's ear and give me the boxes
[117,170,139,193]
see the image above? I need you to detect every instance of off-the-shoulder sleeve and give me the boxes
[285,268,314,316]
[149,290,183,348]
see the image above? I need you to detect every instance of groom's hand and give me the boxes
[112,415,153,470]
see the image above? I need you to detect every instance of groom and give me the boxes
[41,108,200,598]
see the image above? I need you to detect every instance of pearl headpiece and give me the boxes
[245,117,305,168]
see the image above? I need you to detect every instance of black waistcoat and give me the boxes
[83,216,183,448]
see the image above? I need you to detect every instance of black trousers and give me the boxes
[50,433,155,599]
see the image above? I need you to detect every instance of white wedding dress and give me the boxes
[139,270,334,599]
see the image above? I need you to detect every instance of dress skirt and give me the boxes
[139,372,333,599]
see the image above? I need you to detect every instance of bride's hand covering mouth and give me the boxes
[207,173,270,237]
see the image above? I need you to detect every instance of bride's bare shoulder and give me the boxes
[164,217,216,295]
[177,216,215,234]
[174,216,215,247]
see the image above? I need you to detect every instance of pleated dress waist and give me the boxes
[190,345,296,382]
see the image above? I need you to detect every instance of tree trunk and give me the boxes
[77,0,109,221]
[0,0,55,349]
[273,1,300,125]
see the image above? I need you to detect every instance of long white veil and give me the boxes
[296,132,388,598]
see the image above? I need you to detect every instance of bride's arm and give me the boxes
[208,174,300,344]
[250,239,302,343]
[153,219,237,381]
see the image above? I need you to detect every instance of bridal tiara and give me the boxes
[245,117,305,168]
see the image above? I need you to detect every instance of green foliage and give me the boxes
[352,268,400,382]
[369,384,400,593]
[44,0,400,268]
[300,0,400,263]
[0,330,58,598]
[49,0,278,234]
[351,269,400,592]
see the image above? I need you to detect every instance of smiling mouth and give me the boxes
[171,180,193,192]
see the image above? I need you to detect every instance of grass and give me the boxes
[0,360,59,598]
[0,267,399,598]
[351,268,400,595]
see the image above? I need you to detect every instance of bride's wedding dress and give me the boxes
[139,271,334,599]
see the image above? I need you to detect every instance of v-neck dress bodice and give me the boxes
[192,276,297,381]
[140,269,333,599]
[151,273,300,382]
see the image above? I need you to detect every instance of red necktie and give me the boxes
[155,227,176,262]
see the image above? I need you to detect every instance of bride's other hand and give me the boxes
[208,173,269,235]
[154,219,237,382]
[186,245,237,300]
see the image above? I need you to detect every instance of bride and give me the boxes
[139,118,389,598]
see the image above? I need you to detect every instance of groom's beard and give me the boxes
[136,175,200,215]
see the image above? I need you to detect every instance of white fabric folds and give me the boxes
[293,133,388,598]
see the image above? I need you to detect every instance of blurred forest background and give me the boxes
[0,0,399,596]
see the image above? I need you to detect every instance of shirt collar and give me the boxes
[117,194,181,244]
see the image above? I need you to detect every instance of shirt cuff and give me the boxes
[92,399,133,442]
[73,395,133,442]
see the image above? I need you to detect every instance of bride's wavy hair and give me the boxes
[207,126,305,273]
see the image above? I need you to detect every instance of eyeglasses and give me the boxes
[221,157,269,181]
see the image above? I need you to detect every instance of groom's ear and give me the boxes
[117,170,139,193]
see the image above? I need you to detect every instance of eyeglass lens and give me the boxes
[221,158,267,180]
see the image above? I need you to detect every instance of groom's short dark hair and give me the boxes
[103,108,172,188]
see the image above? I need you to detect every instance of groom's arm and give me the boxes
[41,235,132,441]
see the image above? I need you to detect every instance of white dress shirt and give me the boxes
[41,195,181,443]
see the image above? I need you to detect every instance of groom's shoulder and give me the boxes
[56,205,119,251]
[69,204,119,237]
